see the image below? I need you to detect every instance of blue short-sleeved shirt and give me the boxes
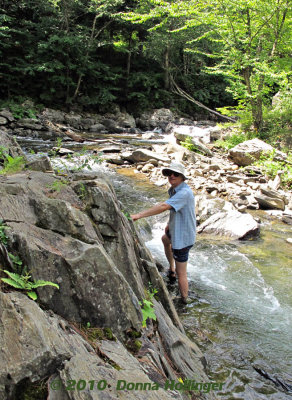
[165,182,196,250]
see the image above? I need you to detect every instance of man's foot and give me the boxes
[181,296,188,304]
[167,269,176,283]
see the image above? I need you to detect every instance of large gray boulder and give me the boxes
[228,139,273,166]
[172,125,211,144]
[255,187,286,210]
[197,210,260,239]
[0,172,143,336]
[0,292,183,400]
[136,109,175,131]
[196,195,236,224]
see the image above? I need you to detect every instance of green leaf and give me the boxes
[1,277,24,289]
[27,291,37,300]
[31,280,60,289]
[2,270,26,287]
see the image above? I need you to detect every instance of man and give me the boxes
[131,162,196,304]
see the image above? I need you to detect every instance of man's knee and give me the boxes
[161,234,170,245]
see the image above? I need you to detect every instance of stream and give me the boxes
[107,166,292,400]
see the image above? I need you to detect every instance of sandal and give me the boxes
[167,269,176,282]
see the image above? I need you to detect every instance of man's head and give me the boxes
[162,162,187,188]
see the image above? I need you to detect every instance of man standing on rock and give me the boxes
[131,162,196,304]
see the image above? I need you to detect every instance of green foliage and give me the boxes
[77,183,87,200]
[139,285,158,328]
[0,147,26,174]
[254,150,292,189]
[47,179,69,193]
[214,132,253,150]
[1,270,59,300]
[8,253,28,275]
[180,136,204,154]
[180,136,196,151]
[0,155,25,174]
[0,99,37,119]
[260,90,292,146]
[122,210,131,220]
[0,220,9,245]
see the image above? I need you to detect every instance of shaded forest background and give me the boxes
[0,0,291,142]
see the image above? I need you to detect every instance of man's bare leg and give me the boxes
[175,261,188,300]
[161,234,175,273]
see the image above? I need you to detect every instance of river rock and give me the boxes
[0,109,15,122]
[40,108,66,123]
[122,149,169,163]
[136,109,174,131]
[228,139,274,166]
[89,122,107,133]
[196,195,236,224]
[254,187,286,211]
[17,118,43,130]
[116,111,136,128]
[197,210,260,239]
[172,125,211,144]
[26,154,53,172]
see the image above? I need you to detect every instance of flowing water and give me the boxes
[107,166,292,400]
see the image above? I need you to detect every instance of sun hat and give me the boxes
[162,162,188,180]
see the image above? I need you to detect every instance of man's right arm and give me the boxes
[131,202,171,221]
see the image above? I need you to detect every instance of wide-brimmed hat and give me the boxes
[162,162,188,180]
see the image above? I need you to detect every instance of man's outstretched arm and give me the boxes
[131,202,171,221]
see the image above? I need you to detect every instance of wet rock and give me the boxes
[282,212,292,225]
[52,147,74,156]
[99,146,121,153]
[123,149,168,163]
[197,210,259,239]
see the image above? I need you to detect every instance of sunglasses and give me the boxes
[163,170,181,177]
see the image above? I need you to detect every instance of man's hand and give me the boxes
[165,224,169,233]
[130,214,140,221]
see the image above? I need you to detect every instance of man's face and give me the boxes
[168,172,184,188]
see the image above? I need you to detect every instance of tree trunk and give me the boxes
[242,67,264,132]
[126,33,132,79]
[164,44,170,90]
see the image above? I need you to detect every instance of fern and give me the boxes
[1,270,59,300]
